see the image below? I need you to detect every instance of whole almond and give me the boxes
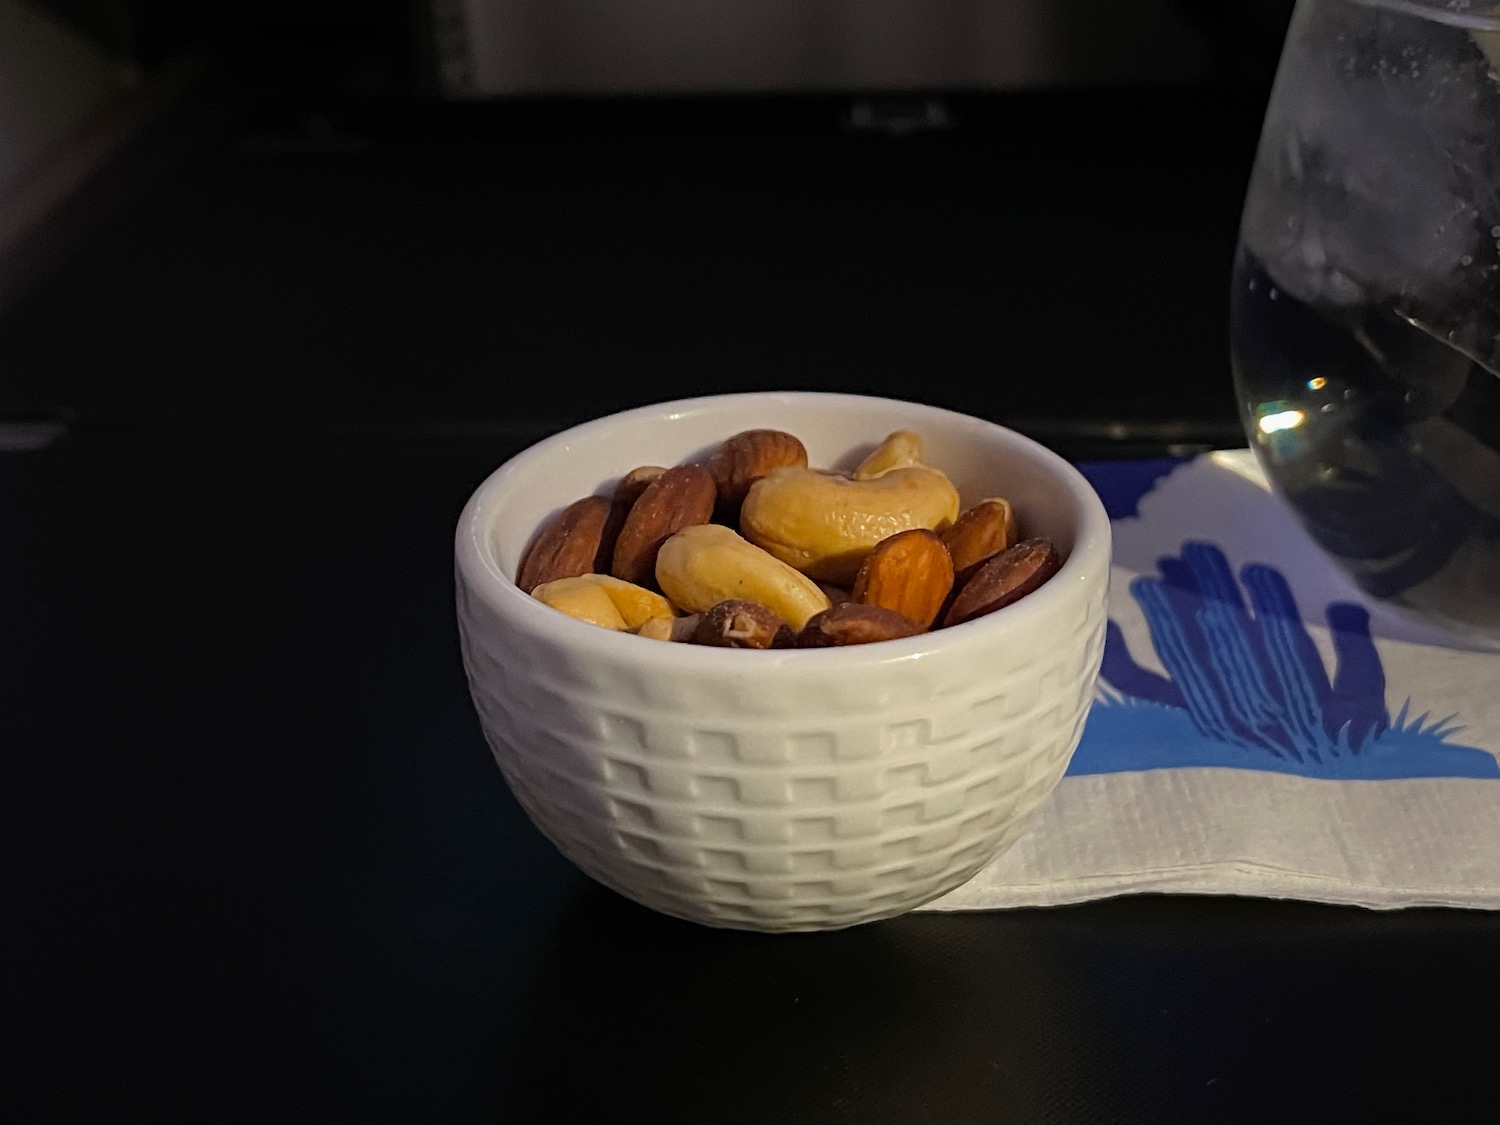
[942,498,1018,581]
[611,464,717,587]
[940,537,1061,628]
[615,465,667,507]
[516,495,614,593]
[850,528,954,630]
[693,599,795,649]
[796,602,923,647]
[705,429,808,508]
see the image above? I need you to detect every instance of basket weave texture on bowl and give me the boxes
[455,392,1110,932]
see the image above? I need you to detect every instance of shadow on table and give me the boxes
[503,882,1065,1123]
[501,878,1500,1122]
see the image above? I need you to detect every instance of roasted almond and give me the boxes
[515,495,614,594]
[705,429,808,508]
[941,498,1018,581]
[598,498,630,573]
[615,465,668,507]
[940,537,1061,627]
[796,602,923,647]
[850,528,954,630]
[610,463,717,587]
[692,599,795,649]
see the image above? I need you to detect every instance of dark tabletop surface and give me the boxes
[6,42,1499,1122]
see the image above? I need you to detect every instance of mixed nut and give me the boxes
[515,428,1062,647]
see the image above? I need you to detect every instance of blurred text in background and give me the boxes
[0,0,1294,434]
[1,0,1295,203]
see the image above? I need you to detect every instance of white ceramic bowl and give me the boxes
[455,392,1110,932]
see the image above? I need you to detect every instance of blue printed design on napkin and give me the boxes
[1069,543,1498,779]
[1076,456,1186,521]
[1064,460,1499,780]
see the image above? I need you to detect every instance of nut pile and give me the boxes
[515,429,1061,647]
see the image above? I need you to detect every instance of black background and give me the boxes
[7,2,1499,1121]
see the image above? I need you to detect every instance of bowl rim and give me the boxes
[455,390,1111,671]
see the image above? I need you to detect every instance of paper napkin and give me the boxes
[923,450,1500,911]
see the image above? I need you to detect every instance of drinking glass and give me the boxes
[1230,0,1500,647]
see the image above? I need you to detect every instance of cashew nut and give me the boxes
[739,464,961,585]
[531,576,627,629]
[852,429,924,480]
[532,573,675,630]
[654,523,831,630]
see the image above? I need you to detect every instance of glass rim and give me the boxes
[1348,0,1500,32]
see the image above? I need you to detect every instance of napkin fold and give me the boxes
[923,449,1500,912]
